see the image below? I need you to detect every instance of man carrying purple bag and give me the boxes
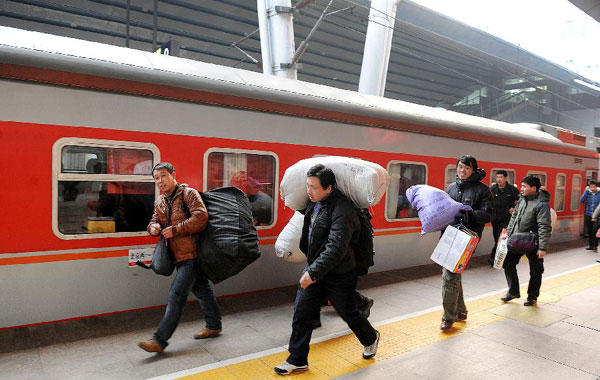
[440,156,494,331]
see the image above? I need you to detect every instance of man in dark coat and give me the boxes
[489,170,519,265]
[500,175,552,306]
[274,164,379,375]
[441,155,494,331]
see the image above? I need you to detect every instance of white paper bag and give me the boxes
[430,225,479,273]
[493,237,508,269]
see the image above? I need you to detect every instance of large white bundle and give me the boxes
[280,156,390,210]
[274,212,306,263]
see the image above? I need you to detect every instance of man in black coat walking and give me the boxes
[489,170,519,265]
[274,164,379,375]
[441,156,494,331]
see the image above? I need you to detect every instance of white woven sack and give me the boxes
[280,156,390,210]
[274,212,306,263]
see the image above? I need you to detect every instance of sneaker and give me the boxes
[138,339,164,353]
[524,299,537,307]
[360,297,375,319]
[274,361,308,375]
[194,327,222,339]
[362,330,380,359]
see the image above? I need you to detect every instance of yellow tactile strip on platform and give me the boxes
[178,265,600,380]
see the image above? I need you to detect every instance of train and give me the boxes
[0,26,597,329]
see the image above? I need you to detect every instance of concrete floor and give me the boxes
[1,239,599,380]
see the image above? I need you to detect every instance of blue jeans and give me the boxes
[153,259,221,347]
[287,271,377,366]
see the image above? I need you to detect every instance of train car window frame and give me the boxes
[52,137,160,240]
[526,171,547,186]
[385,161,428,222]
[445,164,457,190]
[203,147,279,230]
[555,173,566,212]
[571,174,582,211]
[489,168,516,187]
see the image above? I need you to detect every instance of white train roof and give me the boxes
[0,26,595,155]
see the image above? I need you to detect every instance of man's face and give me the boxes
[496,174,507,187]
[591,184,598,193]
[457,162,474,180]
[520,182,537,197]
[306,176,331,203]
[153,168,177,194]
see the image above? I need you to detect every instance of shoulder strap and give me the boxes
[180,187,192,219]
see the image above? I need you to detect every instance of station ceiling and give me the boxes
[1,0,598,111]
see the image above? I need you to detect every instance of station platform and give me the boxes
[1,240,599,380]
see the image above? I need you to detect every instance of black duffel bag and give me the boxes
[197,187,261,284]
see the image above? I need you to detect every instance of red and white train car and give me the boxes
[0,26,597,329]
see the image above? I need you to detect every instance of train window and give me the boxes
[526,171,547,186]
[555,174,566,211]
[445,165,457,189]
[205,149,278,228]
[490,169,516,186]
[386,162,427,220]
[571,175,582,211]
[53,138,159,239]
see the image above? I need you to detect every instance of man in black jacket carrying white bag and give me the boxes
[500,175,552,307]
[274,164,379,375]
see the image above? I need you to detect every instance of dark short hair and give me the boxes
[307,164,336,190]
[521,175,541,190]
[590,181,597,186]
[152,162,174,174]
[496,170,508,177]
[456,155,478,171]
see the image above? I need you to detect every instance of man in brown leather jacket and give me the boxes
[138,162,222,353]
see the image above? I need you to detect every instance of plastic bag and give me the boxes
[550,208,558,232]
[493,236,508,269]
[280,156,390,210]
[406,185,472,235]
[274,212,306,263]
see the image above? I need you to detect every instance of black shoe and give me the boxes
[487,259,494,267]
[524,299,537,306]
[312,319,322,329]
[586,247,594,250]
[596,259,600,263]
[440,320,453,331]
[501,293,520,302]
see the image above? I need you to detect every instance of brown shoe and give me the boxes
[457,312,468,321]
[440,320,453,331]
[194,327,222,339]
[138,339,164,353]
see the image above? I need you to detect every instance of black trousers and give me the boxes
[287,271,377,366]
[503,250,544,300]
[491,218,511,259]
[584,215,598,248]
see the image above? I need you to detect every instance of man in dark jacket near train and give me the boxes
[441,155,494,331]
[138,162,222,353]
[275,164,379,375]
[489,170,520,265]
[500,175,552,306]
